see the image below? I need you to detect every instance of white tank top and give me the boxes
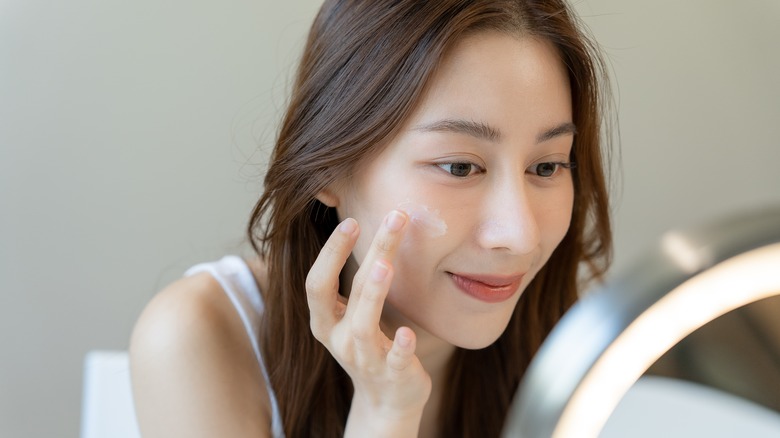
[185,255,285,438]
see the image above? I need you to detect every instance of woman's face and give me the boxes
[330,32,575,349]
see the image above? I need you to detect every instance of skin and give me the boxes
[130,31,575,438]
[312,32,575,437]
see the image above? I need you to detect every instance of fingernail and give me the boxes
[384,210,406,232]
[370,260,389,282]
[396,331,411,348]
[338,218,356,234]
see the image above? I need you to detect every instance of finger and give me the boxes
[345,210,407,320]
[351,260,393,361]
[305,218,359,340]
[386,326,417,373]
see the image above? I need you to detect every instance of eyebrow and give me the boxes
[536,122,577,143]
[413,119,501,142]
[413,118,576,144]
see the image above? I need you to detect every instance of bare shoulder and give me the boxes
[129,268,273,437]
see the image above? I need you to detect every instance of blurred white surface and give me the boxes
[601,376,780,437]
[80,351,140,438]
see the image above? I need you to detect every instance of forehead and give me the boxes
[403,31,572,142]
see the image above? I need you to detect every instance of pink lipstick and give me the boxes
[448,272,524,303]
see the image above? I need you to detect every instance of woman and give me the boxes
[130,0,612,436]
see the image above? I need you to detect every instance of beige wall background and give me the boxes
[1,1,779,436]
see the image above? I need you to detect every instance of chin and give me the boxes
[442,322,510,350]
[454,335,503,350]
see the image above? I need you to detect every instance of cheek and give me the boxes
[342,183,429,265]
[397,201,448,238]
[349,209,385,266]
[520,179,573,257]
[391,201,458,290]
[539,185,575,248]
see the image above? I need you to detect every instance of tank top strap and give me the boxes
[185,255,285,438]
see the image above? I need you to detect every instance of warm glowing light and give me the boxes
[661,232,712,274]
[552,243,780,438]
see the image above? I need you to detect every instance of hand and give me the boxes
[305,210,432,436]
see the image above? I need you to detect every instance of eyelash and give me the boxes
[527,161,577,178]
[436,162,485,178]
[435,161,576,178]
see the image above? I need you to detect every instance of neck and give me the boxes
[416,331,456,438]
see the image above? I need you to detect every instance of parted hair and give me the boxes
[248,0,612,436]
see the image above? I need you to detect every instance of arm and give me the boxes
[129,273,273,437]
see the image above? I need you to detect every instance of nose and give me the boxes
[476,178,541,255]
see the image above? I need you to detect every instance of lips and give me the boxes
[448,272,524,303]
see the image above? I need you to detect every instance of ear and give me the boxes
[315,187,340,208]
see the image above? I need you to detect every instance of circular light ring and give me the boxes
[555,243,780,437]
[504,206,780,438]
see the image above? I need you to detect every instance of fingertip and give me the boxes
[384,210,407,232]
[338,217,358,236]
[395,326,415,349]
[387,327,416,371]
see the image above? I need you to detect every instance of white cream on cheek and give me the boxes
[396,201,448,238]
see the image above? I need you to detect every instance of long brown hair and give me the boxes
[248,1,613,436]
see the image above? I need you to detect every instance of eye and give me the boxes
[527,161,576,178]
[436,162,483,178]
